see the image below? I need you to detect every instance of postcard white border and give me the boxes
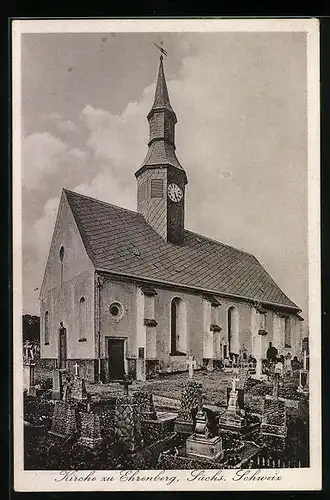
[12,18,321,491]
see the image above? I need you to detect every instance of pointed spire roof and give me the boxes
[149,56,175,115]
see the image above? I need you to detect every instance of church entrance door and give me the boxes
[108,338,125,380]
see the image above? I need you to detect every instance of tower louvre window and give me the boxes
[151,179,164,199]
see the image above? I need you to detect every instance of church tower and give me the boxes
[135,55,188,245]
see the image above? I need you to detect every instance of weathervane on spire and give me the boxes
[154,41,168,60]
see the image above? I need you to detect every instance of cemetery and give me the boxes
[23,345,310,471]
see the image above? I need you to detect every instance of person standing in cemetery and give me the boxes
[291,355,301,371]
[266,342,278,363]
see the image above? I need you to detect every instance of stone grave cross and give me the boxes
[272,372,279,398]
[74,362,79,377]
[119,374,132,396]
[186,354,196,379]
[303,350,307,370]
[231,374,239,394]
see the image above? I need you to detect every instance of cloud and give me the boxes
[40,112,80,135]
[80,98,150,184]
[74,171,135,211]
[56,119,78,134]
[23,196,60,314]
[40,111,63,121]
[23,132,89,190]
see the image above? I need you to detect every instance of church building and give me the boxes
[39,55,303,382]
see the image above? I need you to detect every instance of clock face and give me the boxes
[167,183,183,203]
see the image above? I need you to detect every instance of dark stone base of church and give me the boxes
[146,359,160,379]
[126,358,137,379]
[66,359,95,381]
[38,358,57,370]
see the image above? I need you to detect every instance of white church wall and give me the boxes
[154,288,204,371]
[40,270,95,361]
[202,298,212,358]
[40,191,94,297]
[218,297,253,356]
[99,278,137,359]
[40,192,95,365]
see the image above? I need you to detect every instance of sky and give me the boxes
[21,31,308,328]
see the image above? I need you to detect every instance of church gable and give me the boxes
[40,190,94,298]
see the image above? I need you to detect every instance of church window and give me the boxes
[284,316,291,347]
[44,311,49,344]
[227,306,239,356]
[259,312,266,330]
[79,297,87,340]
[59,246,64,261]
[170,297,187,355]
[59,246,64,287]
[109,302,124,320]
[151,179,164,198]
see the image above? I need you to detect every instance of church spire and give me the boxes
[135,54,187,246]
[135,56,186,178]
[148,55,175,116]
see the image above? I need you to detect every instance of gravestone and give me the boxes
[274,361,284,378]
[52,368,66,400]
[174,381,202,434]
[119,374,133,396]
[114,395,143,452]
[223,358,233,372]
[261,374,287,439]
[186,392,223,461]
[237,367,249,389]
[78,412,103,449]
[136,347,146,381]
[206,358,214,372]
[133,390,157,420]
[219,376,258,438]
[260,397,287,439]
[226,387,244,411]
[134,390,177,444]
[49,400,77,438]
[284,353,292,375]
[23,360,36,396]
[71,377,88,403]
[298,351,309,394]
[186,354,197,379]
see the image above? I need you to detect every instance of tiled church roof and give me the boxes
[64,189,299,311]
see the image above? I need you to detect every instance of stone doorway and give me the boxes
[108,338,125,380]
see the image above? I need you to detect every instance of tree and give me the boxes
[22,315,40,343]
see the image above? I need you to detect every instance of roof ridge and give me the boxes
[185,229,256,259]
[63,188,140,217]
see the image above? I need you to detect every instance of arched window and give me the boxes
[227,306,239,356]
[284,316,291,347]
[79,297,87,340]
[44,311,49,344]
[59,246,64,287]
[170,297,187,355]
